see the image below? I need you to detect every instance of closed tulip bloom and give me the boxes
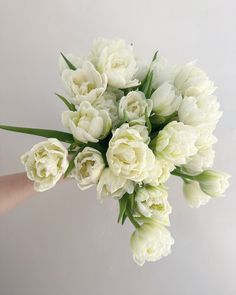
[151,121,198,166]
[118,91,152,124]
[89,38,139,88]
[62,101,112,143]
[151,82,182,117]
[130,220,174,266]
[107,124,155,182]
[21,139,68,192]
[194,170,230,198]
[62,61,107,105]
[73,147,105,190]
[173,62,215,97]
[97,168,134,201]
[135,185,171,225]
[178,95,222,130]
[183,181,210,208]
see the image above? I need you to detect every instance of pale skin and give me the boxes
[0,172,68,214]
[0,173,69,214]
[0,173,36,214]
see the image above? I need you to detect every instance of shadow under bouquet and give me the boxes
[0,38,230,266]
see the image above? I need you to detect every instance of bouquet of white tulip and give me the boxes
[0,38,230,266]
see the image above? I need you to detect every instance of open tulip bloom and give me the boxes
[0,38,231,266]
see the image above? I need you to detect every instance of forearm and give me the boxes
[0,172,35,214]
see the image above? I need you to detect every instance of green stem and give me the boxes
[171,169,196,181]
[68,150,77,155]
[126,207,140,229]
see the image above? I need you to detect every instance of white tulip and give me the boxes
[73,147,105,190]
[129,124,150,144]
[135,185,171,225]
[21,139,68,192]
[151,82,182,117]
[62,101,112,143]
[130,220,174,266]
[183,181,210,208]
[92,87,123,127]
[151,121,198,166]
[173,62,215,97]
[157,159,175,184]
[143,158,174,186]
[97,168,134,201]
[195,170,231,197]
[119,91,152,124]
[178,95,222,129]
[62,61,107,105]
[182,145,215,175]
[152,55,175,88]
[134,58,149,82]
[89,38,139,88]
[107,124,155,182]
[195,127,217,149]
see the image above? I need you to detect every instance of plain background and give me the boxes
[0,0,235,294]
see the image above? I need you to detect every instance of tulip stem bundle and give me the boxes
[171,168,196,180]
[0,38,230,266]
[126,206,140,229]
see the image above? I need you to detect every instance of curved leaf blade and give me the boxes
[55,93,76,111]
[60,52,77,70]
[64,146,85,178]
[118,193,129,224]
[0,125,74,143]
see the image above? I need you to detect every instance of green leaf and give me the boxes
[123,88,130,96]
[145,108,152,134]
[143,71,153,98]
[121,212,127,225]
[150,111,178,131]
[141,70,152,97]
[68,150,77,155]
[125,204,140,229]
[140,71,149,92]
[118,193,129,224]
[145,71,154,98]
[64,156,76,178]
[139,50,158,93]
[152,50,158,62]
[0,125,74,143]
[67,142,80,151]
[129,193,135,212]
[84,141,108,166]
[55,93,76,111]
[118,192,136,225]
[60,52,77,70]
[64,146,84,178]
[122,85,139,95]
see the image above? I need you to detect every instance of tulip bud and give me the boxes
[194,169,230,198]
[183,181,210,208]
[130,219,174,266]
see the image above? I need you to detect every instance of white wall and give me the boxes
[0,0,235,294]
